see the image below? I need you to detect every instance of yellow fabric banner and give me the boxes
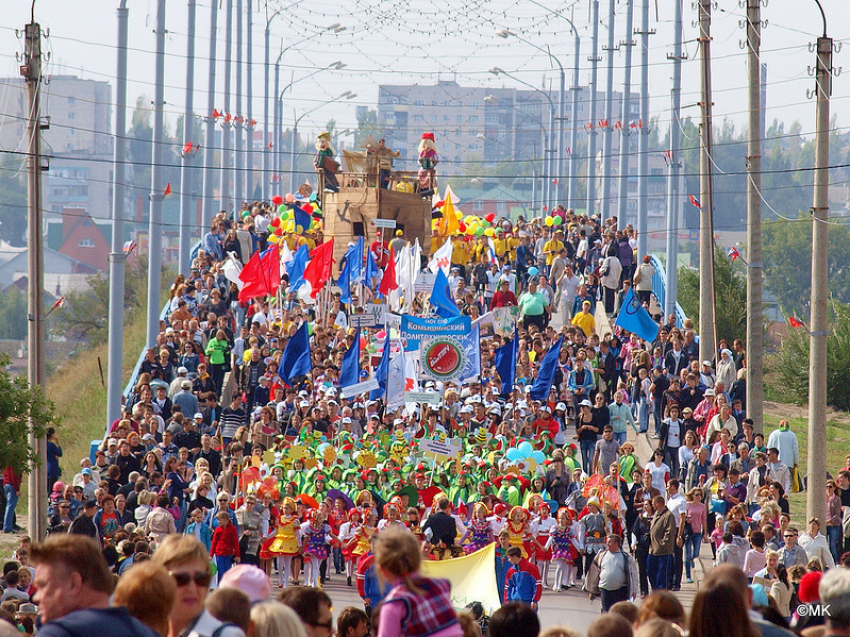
[419,542,501,614]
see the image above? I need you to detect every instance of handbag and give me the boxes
[322,155,340,172]
[681,517,694,540]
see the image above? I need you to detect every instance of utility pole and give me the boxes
[179,0,197,274]
[665,0,685,317]
[568,29,580,211]
[600,0,616,222]
[806,9,832,526]
[587,0,601,218]
[201,0,218,231]
[745,0,764,433]
[107,0,129,434]
[221,0,233,213]
[146,0,167,348]
[246,0,254,201]
[616,0,635,225]
[234,0,244,206]
[635,0,654,258]
[23,19,47,539]
[264,20,273,201]
[557,57,566,208]
[697,0,717,363]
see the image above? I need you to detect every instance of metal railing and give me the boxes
[649,254,688,328]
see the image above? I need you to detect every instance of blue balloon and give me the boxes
[531,450,546,463]
[310,193,318,202]
[528,267,539,277]
[518,441,533,456]
[506,448,522,461]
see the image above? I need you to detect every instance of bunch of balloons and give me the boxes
[265,192,324,244]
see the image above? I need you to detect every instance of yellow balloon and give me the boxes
[268,234,280,244]
[545,216,554,226]
[285,220,295,232]
[455,209,463,220]
[484,227,495,237]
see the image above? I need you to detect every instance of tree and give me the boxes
[770,301,850,410]
[763,217,850,316]
[0,287,27,340]
[0,354,56,475]
[354,108,380,149]
[55,258,150,341]
[677,244,747,346]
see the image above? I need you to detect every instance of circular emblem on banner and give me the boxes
[421,337,467,381]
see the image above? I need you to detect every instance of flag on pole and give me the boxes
[459,326,481,384]
[437,190,459,236]
[788,316,805,328]
[288,244,310,291]
[340,328,361,390]
[385,352,406,408]
[163,182,172,197]
[302,239,334,299]
[362,248,379,287]
[222,253,243,289]
[428,239,453,276]
[528,335,564,401]
[292,205,312,234]
[238,245,281,302]
[379,248,399,296]
[728,247,740,261]
[51,296,66,311]
[370,332,391,400]
[278,320,311,386]
[614,288,660,343]
[123,240,137,254]
[689,194,701,209]
[493,329,518,396]
[430,268,461,318]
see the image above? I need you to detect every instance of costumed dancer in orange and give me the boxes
[260,497,301,588]
[338,507,363,587]
[351,510,378,561]
[503,506,532,558]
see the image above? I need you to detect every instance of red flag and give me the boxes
[379,248,398,295]
[212,108,221,119]
[164,183,172,197]
[788,316,805,328]
[728,247,740,261]
[182,141,194,156]
[51,296,66,311]
[303,239,335,298]
[688,194,701,209]
[238,245,281,302]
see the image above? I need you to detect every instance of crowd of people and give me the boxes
[0,195,848,637]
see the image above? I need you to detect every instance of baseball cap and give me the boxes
[81,468,92,476]
[177,366,189,374]
[194,412,204,419]
[181,380,192,389]
[84,499,97,508]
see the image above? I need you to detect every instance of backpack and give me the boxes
[509,569,537,603]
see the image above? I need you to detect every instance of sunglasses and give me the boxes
[170,571,212,588]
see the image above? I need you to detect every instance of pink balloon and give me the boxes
[284,193,294,204]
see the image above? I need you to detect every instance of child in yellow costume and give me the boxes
[505,506,532,558]
[260,498,301,588]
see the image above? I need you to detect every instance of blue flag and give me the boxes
[369,332,391,400]
[338,242,360,305]
[362,249,379,287]
[340,328,361,389]
[459,325,481,383]
[287,244,310,291]
[278,320,311,386]
[292,205,312,234]
[528,334,564,401]
[430,268,461,318]
[493,329,517,396]
[615,287,660,343]
[349,236,364,281]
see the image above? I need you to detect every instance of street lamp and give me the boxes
[289,91,356,193]
[265,21,345,198]
[496,28,567,207]
[488,66,556,213]
[275,61,346,191]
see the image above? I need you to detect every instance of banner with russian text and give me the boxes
[419,541,501,614]
[399,315,471,350]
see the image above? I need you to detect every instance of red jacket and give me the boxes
[210,522,240,558]
[490,291,517,310]
[2,467,21,492]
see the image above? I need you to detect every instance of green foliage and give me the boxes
[0,287,27,340]
[354,108,380,150]
[0,170,27,246]
[55,258,150,341]
[0,354,56,475]
[677,244,747,346]
[764,217,850,317]
[770,301,850,410]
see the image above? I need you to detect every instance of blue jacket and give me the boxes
[185,521,213,552]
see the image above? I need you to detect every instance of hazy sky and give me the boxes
[2,0,847,153]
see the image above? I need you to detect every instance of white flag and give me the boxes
[428,239,452,276]
[386,352,406,408]
[222,253,243,290]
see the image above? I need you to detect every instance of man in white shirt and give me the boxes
[666,480,687,591]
